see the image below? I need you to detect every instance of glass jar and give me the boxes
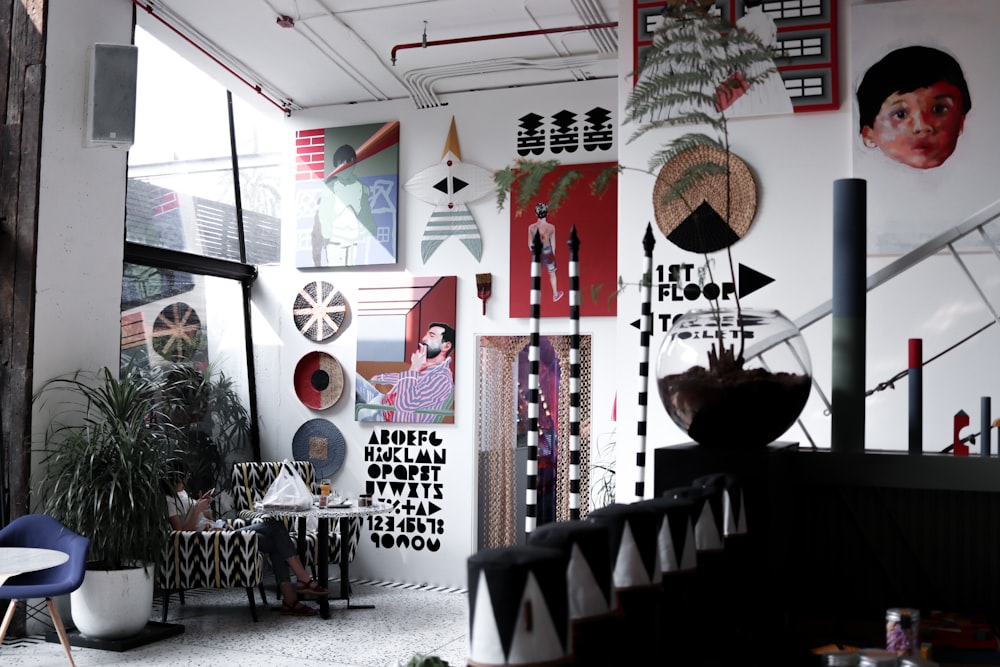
[655,308,812,447]
[887,608,920,656]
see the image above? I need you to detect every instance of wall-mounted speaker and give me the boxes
[85,43,138,149]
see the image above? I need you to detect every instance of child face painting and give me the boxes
[861,80,967,169]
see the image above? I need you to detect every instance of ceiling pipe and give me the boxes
[132,0,292,115]
[391,21,618,65]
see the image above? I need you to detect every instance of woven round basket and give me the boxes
[652,146,757,253]
[294,351,345,410]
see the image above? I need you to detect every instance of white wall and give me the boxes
[252,81,620,588]
[32,0,133,484]
[33,0,1000,589]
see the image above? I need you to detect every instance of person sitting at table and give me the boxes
[162,471,327,617]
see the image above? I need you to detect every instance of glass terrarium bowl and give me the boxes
[655,308,812,448]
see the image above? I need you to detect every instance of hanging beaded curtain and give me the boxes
[477,334,593,545]
[550,335,592,522]
[477,336,527,549]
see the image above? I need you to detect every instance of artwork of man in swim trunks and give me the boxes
[527,202,564,303]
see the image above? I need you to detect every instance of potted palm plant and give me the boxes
[32,365,175,640]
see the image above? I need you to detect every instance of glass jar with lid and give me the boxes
[886,608,920,656]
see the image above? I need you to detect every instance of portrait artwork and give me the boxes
[354,275,457,424]
[852,0,999,254]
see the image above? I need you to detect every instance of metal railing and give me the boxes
[747,198,1000,447]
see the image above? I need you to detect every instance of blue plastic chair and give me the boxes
[0,514,90,667]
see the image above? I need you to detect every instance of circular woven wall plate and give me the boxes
[152,302,202,361]
[294,351,345,410]
[293,281,347,342]
[292,418,346,479]
[652,146,757,254]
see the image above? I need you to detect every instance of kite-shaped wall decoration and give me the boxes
[404,117,493,263]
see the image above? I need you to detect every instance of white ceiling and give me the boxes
[134,0,620,115]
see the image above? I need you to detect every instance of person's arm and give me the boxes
[391,370,453,412]
[166,492,213,531]
[370,372,401,385]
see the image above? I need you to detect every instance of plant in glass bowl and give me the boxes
[626,1,812,447]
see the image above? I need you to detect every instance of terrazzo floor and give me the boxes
[1,578,469,667]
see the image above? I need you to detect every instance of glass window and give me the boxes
[126,26,280,264]
[122,25,269,486]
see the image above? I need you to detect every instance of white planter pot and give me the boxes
[70,565,154,640]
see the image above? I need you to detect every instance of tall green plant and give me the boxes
[32,367,176,570]
[157,361,252,495]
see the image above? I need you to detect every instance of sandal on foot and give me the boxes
[295,579,328,596]
[281,601,317,617]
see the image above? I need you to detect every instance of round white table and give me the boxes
[256,501,392,618]
[0,547,69,587]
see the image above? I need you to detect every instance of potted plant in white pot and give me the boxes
[32,365,176,640]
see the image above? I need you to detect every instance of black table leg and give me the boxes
[317,516,330,619]
[340,517,373,609]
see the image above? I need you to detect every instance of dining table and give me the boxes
[257,500,393,619]
[0,547,69,587]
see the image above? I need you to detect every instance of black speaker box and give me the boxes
[85,43,138,149]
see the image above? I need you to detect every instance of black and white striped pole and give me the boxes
[635,223,655,501]
[568,226,581,520]
[526,230,542,538]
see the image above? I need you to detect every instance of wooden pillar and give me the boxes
[1,0,47,524]
[0,0,48,640]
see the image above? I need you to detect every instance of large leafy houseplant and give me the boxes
[32,366,176,569]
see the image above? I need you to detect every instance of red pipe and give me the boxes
[391,21,618,65]
[132,0,291,116]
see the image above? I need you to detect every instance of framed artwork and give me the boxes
[508,162,618,318]
[354,275,457,424]
[294,121,400,268]
[851,0,998,255]
[633,0,839,114]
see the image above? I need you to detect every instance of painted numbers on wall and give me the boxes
[364,429,445,552]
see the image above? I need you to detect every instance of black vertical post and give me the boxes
[568,226,581,519]
[908,338,922,454]
[832,179,866,453]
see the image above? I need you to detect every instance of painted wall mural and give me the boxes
[515,106,613,157]
[294,121,400,268]
[364,428,446,553]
